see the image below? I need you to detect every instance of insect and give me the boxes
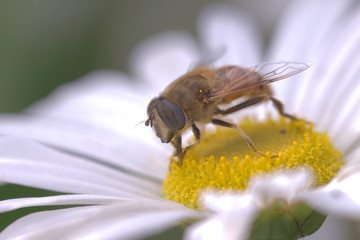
[145,62,310,165]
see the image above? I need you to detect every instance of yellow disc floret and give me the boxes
[162,116,343,209]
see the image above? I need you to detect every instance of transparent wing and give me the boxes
[207,62,311,101]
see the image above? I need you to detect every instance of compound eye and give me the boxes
[151,108,174,143]
[155,98,186,131]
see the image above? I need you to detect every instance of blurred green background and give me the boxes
[0,0,220,112]
[0,0,288,112]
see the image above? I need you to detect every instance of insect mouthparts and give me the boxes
[145,118,151,127]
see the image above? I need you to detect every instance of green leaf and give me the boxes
[249,201,326,240]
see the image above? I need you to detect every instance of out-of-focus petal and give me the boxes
[297,187,360,220]
[198,3,261,66]
[185,211,256,240]
[65,207,201,240]
[248,169,312,206]
[0,201,202,240]
[129,31,199,90]
[186,194,258,240]
[0,206,101,240]
[186,170,313,240]
[0,137,162,198]
[296,157,360,220]
[26,71,155,142]
[343,147,360,167]
[200,192,253,213]
[0,194,126,213]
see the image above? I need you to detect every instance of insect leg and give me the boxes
[171,134,182,158]
[217,96,268,115]
[212,118,277,158]
[269,96,302,121]
[177,124,201,166]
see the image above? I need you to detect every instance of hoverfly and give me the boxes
[145,62,310,165]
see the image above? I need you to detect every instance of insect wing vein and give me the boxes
[206,62,310,101]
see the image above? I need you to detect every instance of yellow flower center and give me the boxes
[162,116,343,209]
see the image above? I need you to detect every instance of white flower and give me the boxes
[1,0,360,240]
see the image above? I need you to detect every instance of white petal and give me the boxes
[343,147,360,166]
[267,1,360,155]
[198,3,261,66]
[0,115,170,181]
[0,206,101,240]
[296,187,360,220]
[323,74,360,152]
[328,166,360,206]
[298,14,360,132]
[0,194,126,213]
[1,200,201,240]
[186,170,313,240]
[4,70,171,179]
[129,31,199,90]
[268,0,350,61]
[186,193,258,240]
[66,208,201,240]
[27,71,158,146]
[268,0,351,112]
[0,137,162,198]
[201,192,254,213]
[248,169,312,206]
[28,70,150,118]
[303,6,360,126]
[297,161,360,219]
[185,212,256,240]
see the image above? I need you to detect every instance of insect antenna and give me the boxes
[135,119,148,128]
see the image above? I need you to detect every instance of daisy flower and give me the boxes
[1,0,360,239]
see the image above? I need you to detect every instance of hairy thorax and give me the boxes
[161,73,217,124]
